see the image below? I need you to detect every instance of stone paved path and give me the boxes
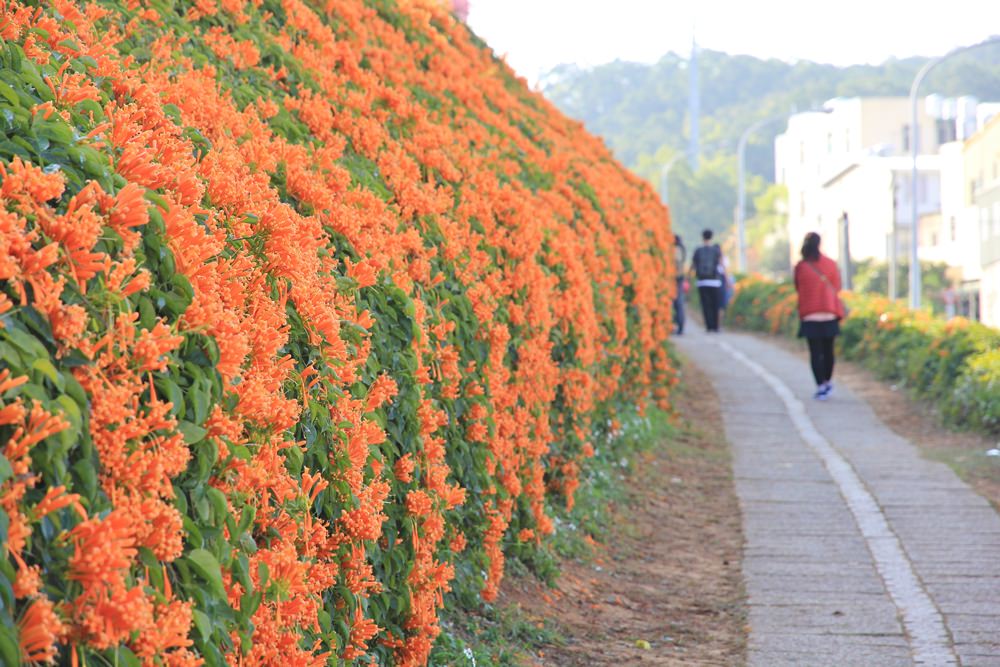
[675,329,1000,667]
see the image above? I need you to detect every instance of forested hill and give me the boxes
[541,47,1000,175]
[538,46,1000,245]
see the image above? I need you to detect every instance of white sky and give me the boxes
[467,0,1000,84]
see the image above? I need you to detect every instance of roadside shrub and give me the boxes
[0,0,676,664]
[729,276,1000,436]
[727,276,798,337]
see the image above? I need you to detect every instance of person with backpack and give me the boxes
[793,232,846,400]
[690,229,724,332]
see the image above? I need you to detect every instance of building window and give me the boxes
[935,119,955,145]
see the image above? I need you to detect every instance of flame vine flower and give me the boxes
[0,0,677,664]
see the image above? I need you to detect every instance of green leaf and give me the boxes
[0,80,19,106]
[193,609,212,641]
[72,459,97,499]
[4,325,47,358]
[0,627,19,667]
[155,378,185,418]
[30,358,61,390]
[185,548,226,598]
[53,395,82,431]
[115,646,141,667]
[74,98,103,117]
[0,456,11,486]
[178,421,207,445]
[206,486,227,524]
[0,508,8,547]
[33,118,74,145]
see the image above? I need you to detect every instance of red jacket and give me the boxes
[794,254,844,318]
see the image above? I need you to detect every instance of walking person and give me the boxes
[793,232,845,400]
[673,235,688,334]
[690,229,724,332]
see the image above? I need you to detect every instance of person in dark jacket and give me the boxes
[793,232,845,400]
[690,229,724,332]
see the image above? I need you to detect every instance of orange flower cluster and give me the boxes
[0,0,676,664]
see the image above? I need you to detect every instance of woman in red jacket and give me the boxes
[793,232,845,400]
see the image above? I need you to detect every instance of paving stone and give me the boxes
[675,328,1000,664]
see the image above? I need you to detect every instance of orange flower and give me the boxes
[18,598,64,663]
[341,607,380,661]
[393,453,415,484]
[405,490,433,518]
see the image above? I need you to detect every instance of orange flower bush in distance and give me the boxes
[728,276,1000,435]
[0,0,676,664]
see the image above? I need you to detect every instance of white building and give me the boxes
[776,95,1000,313]
[820,154,941,267]
[964,113,1000,327]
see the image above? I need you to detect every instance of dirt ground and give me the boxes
[757,333,1000,509]
[499,358,747,666]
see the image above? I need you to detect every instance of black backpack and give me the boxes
[694,245,721,280]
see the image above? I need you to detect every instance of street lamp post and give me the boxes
[738,107,832,273]
[908,35,1000,310]
[660,154,683,206]
[737,113,794,272]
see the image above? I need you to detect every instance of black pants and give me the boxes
[806,336,835,385]
[698,285,721,332]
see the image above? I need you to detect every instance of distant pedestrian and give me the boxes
[690,229,724,332]
[942,286,957,320]
[793,232,845,400]
[673,235,688,334]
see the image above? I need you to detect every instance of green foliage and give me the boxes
[851,259,952,314]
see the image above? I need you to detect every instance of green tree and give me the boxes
[746,184,790,278]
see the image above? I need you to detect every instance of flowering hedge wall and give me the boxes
[729,277,1000,434]
[0,0,677,664]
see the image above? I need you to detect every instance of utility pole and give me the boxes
[688,36,700,171]
[889,175,898,301]
[839,212,852,290]
[737,107,831,273]
[660,155,683,206]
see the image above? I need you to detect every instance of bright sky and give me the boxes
[467,0,1000,84]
